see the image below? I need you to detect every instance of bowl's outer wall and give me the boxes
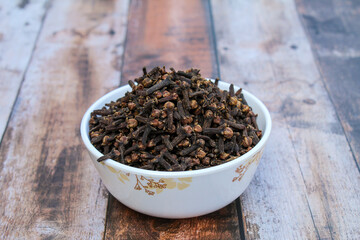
[87,148,264,218]
[81,81,270,218]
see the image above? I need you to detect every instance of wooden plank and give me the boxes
[211,0,360,239]
[0,0,129,239]
[296,0,360,169]
[105,197,240,239]
[104,0,240,239]
[120,0,219,83]
[0,0,48,141]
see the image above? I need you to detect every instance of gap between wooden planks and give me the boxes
[211,0,360,239]
[0,0,129,239]
[103,0,241,239]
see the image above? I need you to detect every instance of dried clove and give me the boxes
[162,135,173,151]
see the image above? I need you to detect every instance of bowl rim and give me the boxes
[80,81,272,178]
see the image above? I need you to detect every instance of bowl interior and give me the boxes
[80,81,271,178]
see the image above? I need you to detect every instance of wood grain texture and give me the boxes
[0,0,129,238]
[0,0,48,141]
[104,0,240,239]
[296,0,360,169]
[105,196,240,240]
[211,0,360,239]
[120,0,219,83]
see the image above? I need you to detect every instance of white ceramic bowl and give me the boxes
[80,81,271,219]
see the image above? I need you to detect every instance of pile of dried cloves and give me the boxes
[89,67,262,171]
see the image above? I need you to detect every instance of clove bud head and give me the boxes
[164,101,175,110]
[127,118,138,128]
[222,127,234,139]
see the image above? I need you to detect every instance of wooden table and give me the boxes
[1,0,359,239]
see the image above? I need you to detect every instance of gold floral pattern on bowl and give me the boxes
[232,150,263,182]
[134,175,167,195]
[103,162,193,196]
[134,176,193,195]
[106,165,130,184]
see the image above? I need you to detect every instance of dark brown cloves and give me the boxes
[89,66,262,171]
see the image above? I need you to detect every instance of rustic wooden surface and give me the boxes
[0,0,129,238]
[1,0,359,239]
[120,0,219,83]
[212,0,360,239]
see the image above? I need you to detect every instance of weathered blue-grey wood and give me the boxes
[0,0,48,141]
[212,0,360,239]
[297,0,360,169]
